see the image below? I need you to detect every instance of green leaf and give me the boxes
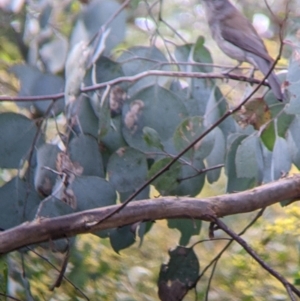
[148,158,181,196]
[143,127,164,150]
[0,177,40,230]
[101,115,127,152]
[70,0,126,56]
[261,143,273,183]
[76,95,99,137]
[205,86,236,138]
[40,37,68,73]
[170,158,206,197]
[107,147,148,192]
[193,36,213,73]
[276,112,294,138]
[69,134,104,177]
[109,225,135,253]
[118,46,170,95]
[285,54,300,113]
[226,134,256,192]
[271,137,291,180]
[206,127,225,183]
[85,56,127,121]
[87,56,125,87]
[260,121,276,151]
[173,116,214,160]
[10,64,64,115]
[34,144,60,196]
[287,116,300,169]
[168,219,202,246]
[122,85,188,152]
[71,176,116,211]
[235,135,263,180]
[100,115,128,170]
[0,113,42,168]
[158,246,199,301]
[174,44,212,117]
[38,195,74,218]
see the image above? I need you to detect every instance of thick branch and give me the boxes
[1,175,300,254]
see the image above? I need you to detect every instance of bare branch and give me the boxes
[0,69,273,102]
[1,175,300,254]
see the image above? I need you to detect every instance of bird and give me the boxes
[202,0,283,101]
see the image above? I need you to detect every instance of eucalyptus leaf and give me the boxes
[10,64,64,115]
[287,116,300,169]
[143,127,164,150]
[70,0,126,55]
[107,147,148,192]
[168,219,202,246]
[235,135,263,181]
[109,225,135,253]
[34,144,60,196]
[170,158,206,197]
[226,134,256,192]
[271,137,291,180]
[0,177,40,230]
[148,158,181,196]
[70,176,116,211]
[0,113,42,168]
[206,127,225,183]
[118,46,171,95]
[69,134,104,177]
[122,85,188,152]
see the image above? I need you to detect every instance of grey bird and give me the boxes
[202,0,283,101]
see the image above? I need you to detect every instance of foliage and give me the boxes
[0,0,300,300]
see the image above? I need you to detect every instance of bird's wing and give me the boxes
[221,16,274,62]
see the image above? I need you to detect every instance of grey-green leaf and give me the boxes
[0,113,41,168]
[34,144,60,196]
[168,219,202,246]
[107,147,148,192]
[109,225,135,253]
[118,46,170,95]
[235,135,263,181]
[69,134,104,178]
[271,137,291,180]
[206,127,225,183]
[122,85,188,152]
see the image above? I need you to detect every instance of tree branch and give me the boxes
[0,69,272,102]
[1,175,300,254]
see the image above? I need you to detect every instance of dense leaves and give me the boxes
[0,0,300,300]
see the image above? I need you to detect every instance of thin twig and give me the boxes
[28,247,89,300]
[195,208,265,284]
[0,293,23,301]
[212,216,300,299]
[0,70,274,102]
[205,260,218,301]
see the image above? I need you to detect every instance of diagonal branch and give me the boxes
[212,216,300,299]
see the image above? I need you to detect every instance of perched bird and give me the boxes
[202,0,283,101]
